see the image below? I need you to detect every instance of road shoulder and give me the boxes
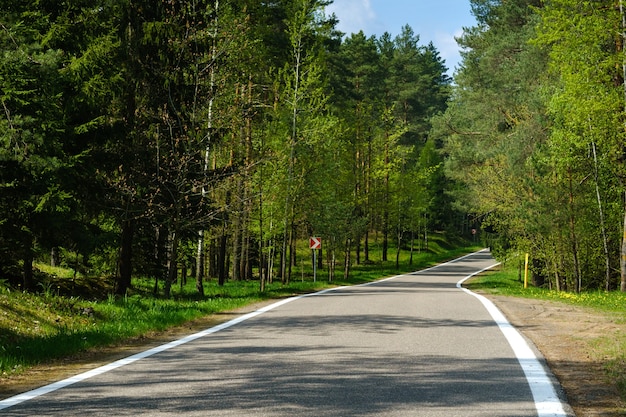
[485,294,625,417]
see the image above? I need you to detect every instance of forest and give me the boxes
[1,0,625,297]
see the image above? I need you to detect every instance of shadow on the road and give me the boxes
[238,312,497,335]
[13,349,536,416]
[7,307,542,416]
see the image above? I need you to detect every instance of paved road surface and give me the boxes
[1,250,572,416]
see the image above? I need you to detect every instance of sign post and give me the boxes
[309,237,322,282]
[524,253,529,289]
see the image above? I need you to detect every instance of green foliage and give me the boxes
[327,25,453,268]
[0,6,74,288]
[438,0,626,291]
[0,0,458,298]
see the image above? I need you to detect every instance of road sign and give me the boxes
[309,237,321,250]
[309,237,321,282]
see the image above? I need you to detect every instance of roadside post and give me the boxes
[309,237,322,282]
[524,253,529,289]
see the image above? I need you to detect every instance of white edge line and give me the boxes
[456,264,569,417]
[0,289,351,411]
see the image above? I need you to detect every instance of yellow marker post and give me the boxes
[524,253,529,289]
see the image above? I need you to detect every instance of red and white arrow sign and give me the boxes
[309,237,322,250]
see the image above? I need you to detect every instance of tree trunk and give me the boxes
[242,232,251,280]
[382,149,389,261]
[280,234,287,284]
[258,174,266,291]
[231,190,241,281]
[327,239,336,282]
[181,261,187,290]
[619,0,626,292]
[195,0,219,296]
[195,230,205,296]
[207,237,216,279]
[218,225,228,286]
[382,213,389,261]
[554,266,560,292]
[328,249,335,282]
[287,224,295,284]
[22,231,34,292]
[242,76,253,281]
[282,37,300,285]
[153,225,165,295]
[267,238,274,284]
[395,227,401,270]
[364,230,370,262]
[590,142,611,290]
[50,247,60,267]
[532,257,546,287]
[163,230,179,299]
[344,238,351,279]
[567,169,582,292]
[409,230,414,266]
[364,133,372,264]
[621,202,626,292]
[236,180,250,281]
[115,219,133,296]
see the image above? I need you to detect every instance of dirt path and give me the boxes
[1,296,624,416]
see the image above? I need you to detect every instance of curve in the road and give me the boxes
[0,249,568,417]
[456,258,567,417]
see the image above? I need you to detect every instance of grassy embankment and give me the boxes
[465,260,626,398]
[0,234,480,379]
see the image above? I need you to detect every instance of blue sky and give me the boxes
[325,0,477,76]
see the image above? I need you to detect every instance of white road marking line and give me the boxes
[0,284,354,411]
[457,264,569,417]
[0,293,309,410]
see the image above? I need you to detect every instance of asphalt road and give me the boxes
[1,250,572,416]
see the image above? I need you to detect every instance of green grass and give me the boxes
[0,235,481,378]
[464,266,626,314]
[0,283,267,377]
[35,263,82,280]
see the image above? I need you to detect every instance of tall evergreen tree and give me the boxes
[0,2,93,289]
[437,0,549,261]
[332,31,382,264]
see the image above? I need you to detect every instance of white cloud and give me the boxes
[326,0,380,36]
[433,28,464,72]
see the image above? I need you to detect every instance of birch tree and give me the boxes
[536,0,625,290]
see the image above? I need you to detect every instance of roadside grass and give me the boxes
[464,265,626,313]
[0,235,481,379]
[465,263,626,399]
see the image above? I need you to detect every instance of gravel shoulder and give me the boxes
[486,294,625,417]
[1,296,624,416]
